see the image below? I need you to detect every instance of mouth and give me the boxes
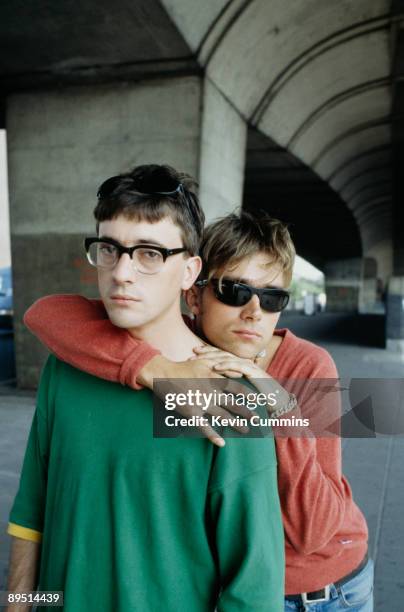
[110,295,141,304]
[232,329,262,340]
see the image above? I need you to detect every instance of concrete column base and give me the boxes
[386,276,404,350]
[386,339,404,353]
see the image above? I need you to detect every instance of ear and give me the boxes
[184,284,202,316]
[181,255,202,291]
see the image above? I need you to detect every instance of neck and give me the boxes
[256,332,283,370]
[128,303,200,361]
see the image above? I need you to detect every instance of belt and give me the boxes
[285,551,369,605]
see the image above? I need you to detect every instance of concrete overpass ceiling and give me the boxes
[356,203,392,228]
[0,0,198,91]
[287,85,391,164]
[349,183,392,212]
[1,0,399,266]
[201,1,390,116]
[314,124,391,180]
[257,36,390,150]
[243,128,361,271]
[338,164,392,199]
[160,0,231,52]
[162,0,396,267]
[329,147,391,190]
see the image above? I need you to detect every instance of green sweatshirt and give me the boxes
[8,356,284,611]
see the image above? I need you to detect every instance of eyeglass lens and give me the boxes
[87,242,164,274]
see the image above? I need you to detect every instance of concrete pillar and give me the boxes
[386,277,404,352]
[199,80,247,221]
[359,257,378,313]
[7,76,247,387]
[388,38,404,350]
[324,258,362,312]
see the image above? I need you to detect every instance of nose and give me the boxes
[111,253,137,284]
[240,294,262,321]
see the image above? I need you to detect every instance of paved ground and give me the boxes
[0,313,403,610]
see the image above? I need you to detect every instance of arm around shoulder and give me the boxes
[24,294,160,386]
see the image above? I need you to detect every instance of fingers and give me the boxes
[197,423,226,447]
[218,369,246,378]
[192,344,217,354]
[192,346,235,361]
[185,358,226,379]
[213,360,253,376]
[190,352,227,362]
[193,345,219,353]
[216,398,256,420]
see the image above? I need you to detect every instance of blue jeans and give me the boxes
[284,558,374,611]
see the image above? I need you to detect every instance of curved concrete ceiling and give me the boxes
[162,0,398,267]
[243,128,361,269]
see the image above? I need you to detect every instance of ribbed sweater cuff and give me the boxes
[119,343,161,390]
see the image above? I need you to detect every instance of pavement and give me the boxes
[0,312,403,610]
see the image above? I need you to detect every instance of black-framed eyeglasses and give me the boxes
[195,278,290,313]
[97,175,184,200]
[85,237,187,275]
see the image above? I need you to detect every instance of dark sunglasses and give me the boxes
[97,175,183,200]
[195,278,290,313]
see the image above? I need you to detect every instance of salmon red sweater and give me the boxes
[24,294,368,595]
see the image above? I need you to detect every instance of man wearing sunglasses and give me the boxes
[23,194,372,610]
[6,165,285,611]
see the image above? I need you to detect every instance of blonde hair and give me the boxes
[200,210,295,287]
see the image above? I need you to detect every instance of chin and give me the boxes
[217,339,257,360]
[106,310,147,330]
[235,346,259,360]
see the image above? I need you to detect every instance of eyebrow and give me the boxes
[99,235,168,248]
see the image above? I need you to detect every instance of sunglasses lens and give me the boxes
[261,291,289,312]
[213,280,251,306]
[234,285,252,306]
[213,280,235,305]
[211,279,289,312]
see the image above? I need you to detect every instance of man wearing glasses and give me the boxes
[6,164,285,612]
[22,192,372,609]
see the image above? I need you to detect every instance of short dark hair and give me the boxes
[94,164,205,255]
[200,210,296,286]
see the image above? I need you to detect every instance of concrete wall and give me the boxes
[324,258,362,312]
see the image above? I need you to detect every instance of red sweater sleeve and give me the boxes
[24,295,161,389]
[274,351,352,556]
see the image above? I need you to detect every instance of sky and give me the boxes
[0,129,323,281]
